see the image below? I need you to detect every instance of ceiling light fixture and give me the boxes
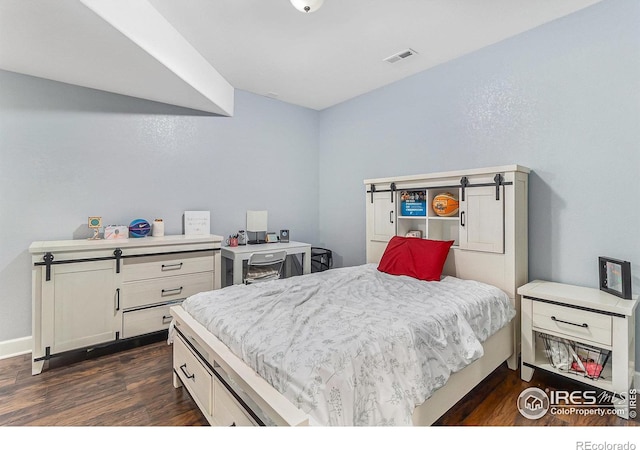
[290,0,324,13]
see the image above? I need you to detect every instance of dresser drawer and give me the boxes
[120,272,213,310]
[122,302,178,338]
[532,301,612,346]
[174,334,213,416]
[213,378,256,426]
[122,251,214,282]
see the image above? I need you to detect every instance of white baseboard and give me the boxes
[0,336,31,360]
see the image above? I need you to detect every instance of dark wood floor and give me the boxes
[0,339,637,427]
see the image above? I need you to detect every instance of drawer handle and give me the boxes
[162,287,183,296]
[162,315,173,324]
[179,363,195,380]
[162,263,183,271]
[551,316,588,328]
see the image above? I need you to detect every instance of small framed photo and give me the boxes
[88,216,102,229]
[598,257,632,299]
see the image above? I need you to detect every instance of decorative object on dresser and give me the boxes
[279,229,289,243]
[184,211,211,236]
[87,216,102,240]
[129,218,151,238]
[104,225,128,240]
[152,218,165,237]
[29,234,223,375]
[518,280,638,419]
[598,256,632,300]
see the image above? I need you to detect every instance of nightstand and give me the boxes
[518,280,638,419]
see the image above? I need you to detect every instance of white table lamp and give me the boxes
[246,211,268,244]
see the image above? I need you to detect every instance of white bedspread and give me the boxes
[181,263,515,426]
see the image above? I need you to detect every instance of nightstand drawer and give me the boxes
[532,301,612,346]
[122,251,214,282]
[122,302,177,338]
[174,335,213,415]
[120,272,213,309]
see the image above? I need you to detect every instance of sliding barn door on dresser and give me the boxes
[46,260,118,354]
[30,234,223,375]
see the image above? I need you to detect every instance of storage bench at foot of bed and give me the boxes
[170,305,310,426]
[173,332,256,426]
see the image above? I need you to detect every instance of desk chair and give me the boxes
[244,250,287,284]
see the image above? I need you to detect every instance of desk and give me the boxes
[221,241,312,286]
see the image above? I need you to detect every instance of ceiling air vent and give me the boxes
[384,48,418,64]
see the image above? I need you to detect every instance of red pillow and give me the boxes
[377,236,454,281]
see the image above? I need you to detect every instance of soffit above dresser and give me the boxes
[0,0,234,116]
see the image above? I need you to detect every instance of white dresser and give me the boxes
[29,234,222,375]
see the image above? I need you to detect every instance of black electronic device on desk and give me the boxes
[279,229,289,243]
[247,231,266,244]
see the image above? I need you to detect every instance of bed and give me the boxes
[170,165,529,426]
[173,262,515,426]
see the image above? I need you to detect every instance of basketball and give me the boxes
[432,192,459,217]
[129,219,151,238]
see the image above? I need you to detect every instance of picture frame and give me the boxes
[598,256,632,300]
[184,211,210,236]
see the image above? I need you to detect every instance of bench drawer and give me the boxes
[532,301,612,346]
[214,378,256,426]
[173,335,213,416]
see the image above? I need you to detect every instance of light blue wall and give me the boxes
[318,0,639,281]
[0,71,319,341]
[318,0,639,364]
[1,0,638,367]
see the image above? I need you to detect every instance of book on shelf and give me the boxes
[400,190,426,216]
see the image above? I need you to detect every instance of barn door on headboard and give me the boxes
[365,188,396,263]
[458,185,504,253]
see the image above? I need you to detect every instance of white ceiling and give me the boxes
[0,0,602,113]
